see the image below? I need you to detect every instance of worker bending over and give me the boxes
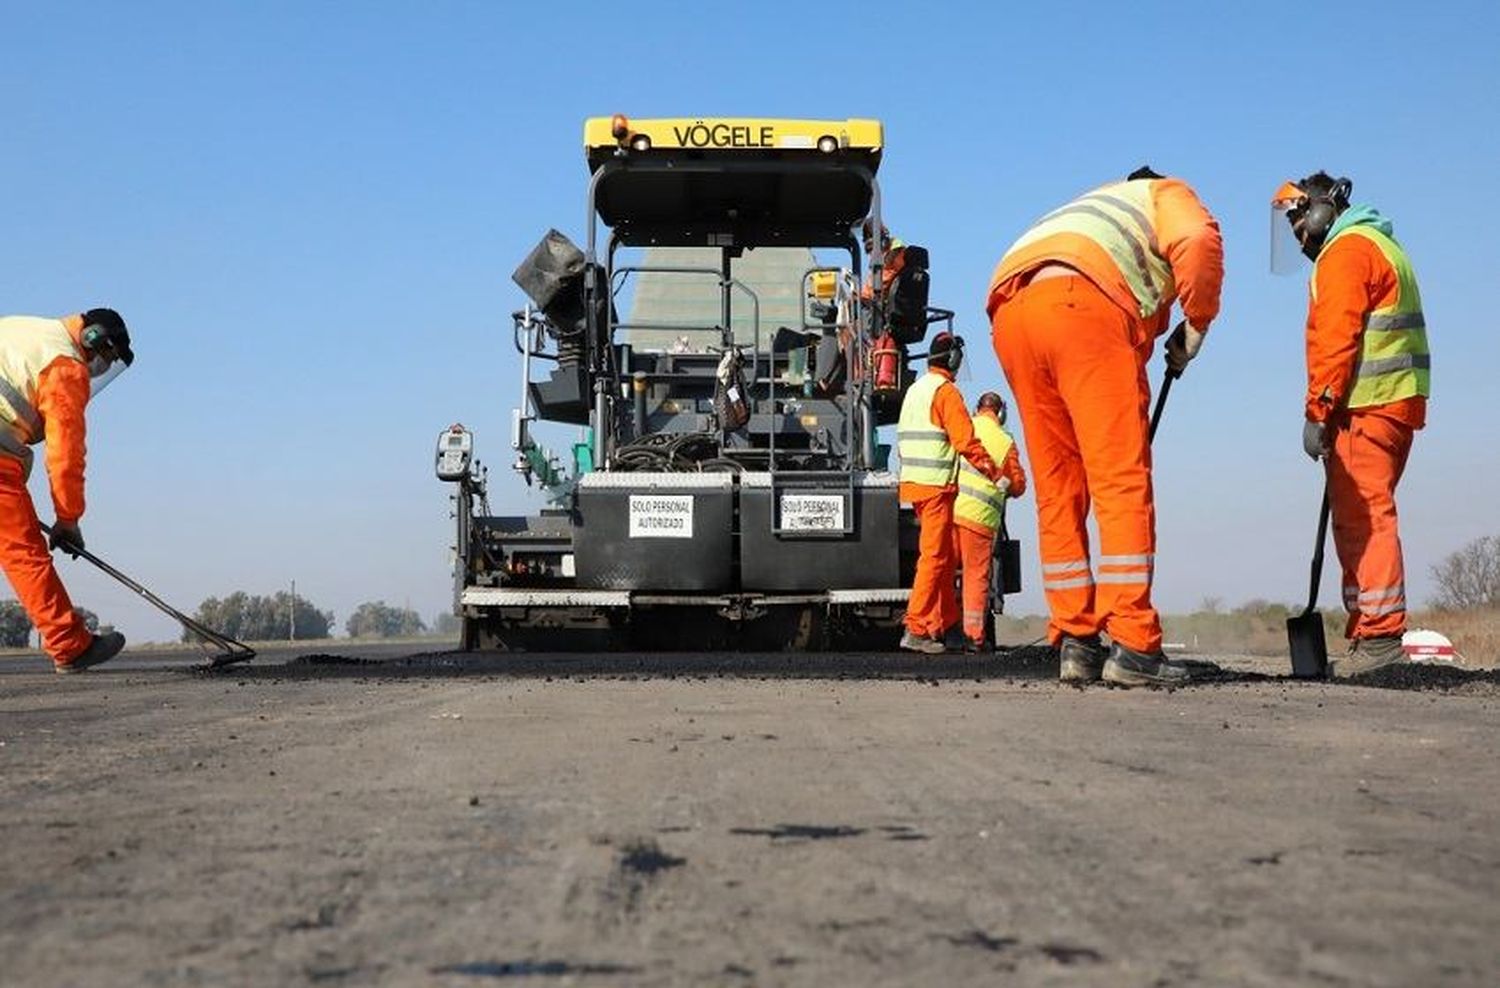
[1272,172,1430,677]
[897,332,1003,654]
[952,392,1027,652]
[0,309,134,673]
[987,167,1224,686]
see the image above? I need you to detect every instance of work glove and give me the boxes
[49,521,85,557]
[1163,320,1205,375]
[1302,420,1328,462]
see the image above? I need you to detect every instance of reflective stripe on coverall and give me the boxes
[987,178,1223,653]
[0,315,95,663]
[953,412,1027,643]
[1307,219,1429,639]
[897,368,1000,638]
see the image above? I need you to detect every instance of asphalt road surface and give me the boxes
[2,643,1497,987]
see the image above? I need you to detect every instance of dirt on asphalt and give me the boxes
[2,646,1498,987]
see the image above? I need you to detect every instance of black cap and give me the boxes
[82,308,133,366]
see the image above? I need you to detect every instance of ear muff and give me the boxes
[1298,177,1354,260]
[946,335,965,372]
[80,321,131,365]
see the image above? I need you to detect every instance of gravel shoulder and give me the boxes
[2,648,1497,987]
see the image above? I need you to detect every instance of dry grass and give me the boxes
[1411,607,1500,667]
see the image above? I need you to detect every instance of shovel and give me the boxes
[1286,485,1331,678]
[40,522,256,668]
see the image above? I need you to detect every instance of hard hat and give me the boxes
[1402,628,1461,664]
[1270,172,1352,273]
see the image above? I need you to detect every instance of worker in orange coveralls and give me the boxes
[987,167,1223,687]
[1272,172,1430,678]
[897,332,1003,654]
[860,219,907,301]
[952,392,1027,652]
[0,309,133,673]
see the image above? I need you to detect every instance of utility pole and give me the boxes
[289,579,296,642]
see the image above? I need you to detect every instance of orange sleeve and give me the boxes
[1001,444,1027,498]
[932,383,1000,481]
[36,358,91,523]
[1152,179,1224,332]
[1305,236,1392,422]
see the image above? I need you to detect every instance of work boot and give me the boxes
[1101,642,1189,688]
[1058,634,1105,683]
[54,631,126,675]
[1330,635,1407,679]
[943,627,968,652]
[963,637,985,654]
[900,630,946,655]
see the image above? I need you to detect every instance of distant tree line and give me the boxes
[188,591,333,643]
[2,591,465,648]
[0,602,109,648]
[345,601,426,638]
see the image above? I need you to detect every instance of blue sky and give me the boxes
[2,1,1496,643]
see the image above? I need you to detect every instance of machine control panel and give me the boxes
[435,425,474,482]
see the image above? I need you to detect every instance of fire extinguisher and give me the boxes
[873,332,899,392]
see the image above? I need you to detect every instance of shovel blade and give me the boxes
[1286,609,1328,679]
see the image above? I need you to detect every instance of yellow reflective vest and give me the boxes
[1313,225,1430,409]
[1003,179,1175,320]
[0,316,83,472]
[897,371,956,487]
[954,414,1013,535]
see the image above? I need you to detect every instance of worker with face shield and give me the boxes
[0,308,134,672]
[1272,173,1430,677]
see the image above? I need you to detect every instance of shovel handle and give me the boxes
[1148,368,1180,444]
[1305,483,1331,613]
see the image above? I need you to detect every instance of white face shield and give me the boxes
[1270,180,1309,275]
[88,355,128,397]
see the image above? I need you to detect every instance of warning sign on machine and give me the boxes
[628,495,695,538]
[779,493,846,532]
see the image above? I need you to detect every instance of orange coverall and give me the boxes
[1307,235,1426,640]
[901,368,1001,639]
[0,316,94,663]
[986,180,1223,653]
[953,412,1027,645]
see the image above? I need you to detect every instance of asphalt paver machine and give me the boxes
[437,116,953,650]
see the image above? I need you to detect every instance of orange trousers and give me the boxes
[0,457,91,662]
[1328,413,1414,640]
[953,523,994,644]
[991,275,1161,653]
[906,492,960,637]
